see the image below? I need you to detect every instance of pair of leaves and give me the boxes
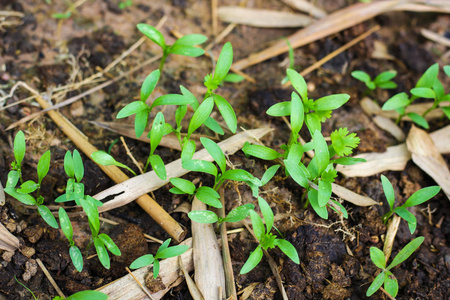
[64,150,84,182]
[59,208,83,272]
[94,234,122,270]
[367,237,425,297]
[351,70,397,90]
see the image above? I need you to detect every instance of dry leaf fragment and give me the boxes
[279,0,327,18]
[218,6,312,28]
[0,222,20,252]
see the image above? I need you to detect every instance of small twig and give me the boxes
[211,0,218,36]
[98,216,119,225]
[125,267,155,300]
[120,136,144,174]
[379,286,396,300]
[36,258,66,298]
[144,233,164,244]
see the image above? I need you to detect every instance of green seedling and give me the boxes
[137,23,207,71]
[367,236,424,298]
[351,70,397,90]
[53,290,108,300]
[14,275,37,300]
[56,150,121,270]
[118,0,133,9]
[91,151,137,176]
[382,63,450,129]
[130,238,189,278]
[240,197,299,274]
[5,131,58,228]
[243,69,364,219]
[380,175,440,234]
[281,38,295,85]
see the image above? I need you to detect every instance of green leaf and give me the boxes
[94,237,110,270]
[117,101,148,118]
[374,70,397,84]
[59,207,73,242]
[394,207,417,234]
[175,105,187,128]
[416,63,438,88]
[158,239,171,252]
[275,239,299,264]
[223,73,245,83]
[406,112,429,129]
[188,210,219,223]
[351,71,371,84]
[183,159,218,177]
[141,69,160,102]
[290,92,304,136]
[130,254,155,269]
[181,140,196,162]
[73,182,85,203]
[195,186,222,208]
[249,210,265,241]
[66,290,107,300]
[5,188,37,205]
[441,106,450,120]
[221,204,255,223]
[6,170,19,188]
[384,270,398,298]
[169,45,204,57]
[64,151,74,178]
[170,178,196,195]
[403,185,440,208]
[37,150,51,184]
[370,247,386,269]
[173,34,207,46]
[240,246,263,274]
[150,112,165,154]
[305,113,321,136]
[73,150,84,182]
[318,179,332,207]
[213,94,237,133]
[308,189,328,219]
[387,236,424,270]
[377,81,397,89]
[287,69,308,101]
[91,151,136,176]
[266,101,291,117]
[382,93,410,110]
[13,130,26,167]
[150,154,166,180]
[332,157,366,165]
[261,165,281,186]
[188,97,214,136]
[258,197,274,232]
[313,130,329,175]
[330,199,348,218]
[366,271,385,297]
[381,175,395,211]
[242,143,281,160]
[17,180,38,194]
[137,23,166,49]
[444,65,450,78]
[284,160,309,188]
[153,259,160,279]
[213,42,233,84]
[69,246,83,273]
[221,169,255,183]
[99,233,122,256]
[151,94,193,109]
[51,11,72,19]
[81,200,100,237]
[330,127,360,157]
[201,137,226,174]
[155,244,189,259]
[410,87,436,99]
[314,94,350,111]
[38,205,58,228]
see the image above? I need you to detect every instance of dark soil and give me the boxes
[1,0,449,299]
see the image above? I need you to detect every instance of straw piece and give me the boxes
[36,258,65,298]
[421,28,450,47]
[0,222,20,252]
[383,215,401,262]
[178,256,205,300]
[331,183,379,206]
[279,0,327,18]
[372,115,405,142]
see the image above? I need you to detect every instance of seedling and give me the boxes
[240,197,299,274]
[137,23,207,71]
[5,131,58,229]
[54,290,108,300]
[366,236,424,298]
[118,0,133,9]
[382,63,450,129]
[281,38,295,85]
[380,175,440,234]
[129,238,189,278]
[243,69,364,219]
[351,70,397,90]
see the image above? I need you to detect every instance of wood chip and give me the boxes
[218,6,312,28]
[406,126,450,200]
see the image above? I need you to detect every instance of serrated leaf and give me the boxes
[94,237,110,269]
[201,137,226,174]
[240,246,263,274]
[170,178,196,195]
[381,175,395,211]
[275,239,299,264]
[387,236,424,270]
[137,23,166,48]
[188,210,219,223]
[214,94,237,133]
[69,246,83,272]
[213,42,233,84]
[130,254,155,269]
[370,247,386,269]
[406,112,429,129]
[141,69,160,102]
[382,93,410,110]
[38,205,58,228]
[287,68,308,101]
[195,186,222,208]
[314,94,350,111]
[266,101,291,117]
[242,143,281,160]
[188,97,214,136]
[403,186,440,208]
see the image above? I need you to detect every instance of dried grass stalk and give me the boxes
[0,222,20,252]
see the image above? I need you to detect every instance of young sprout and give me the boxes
[351,70,397,90]
[380,175,440,234]
[130,239,189,278]
[367,237,424,298]
[137,23,207,71]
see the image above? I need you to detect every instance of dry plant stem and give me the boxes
[282,25,380,88]
[36,258,65,298]
[204,23,236,52]
[125,267,155,300]
[379,286,396,300]
[0,222,20,251]
[383,214,401,262]
[120,136,144,174]
[279,0,327,18]
[24,84,186,242]
[178,256,205,300]
[219,187,237,300]
[191,197,226,300]
[90,128,272,213]
[0,181,4,205]
[421,28,450,47]
[211,0,218,36]
[243,223,288,300]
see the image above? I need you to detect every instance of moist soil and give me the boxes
[1,0,449,299]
